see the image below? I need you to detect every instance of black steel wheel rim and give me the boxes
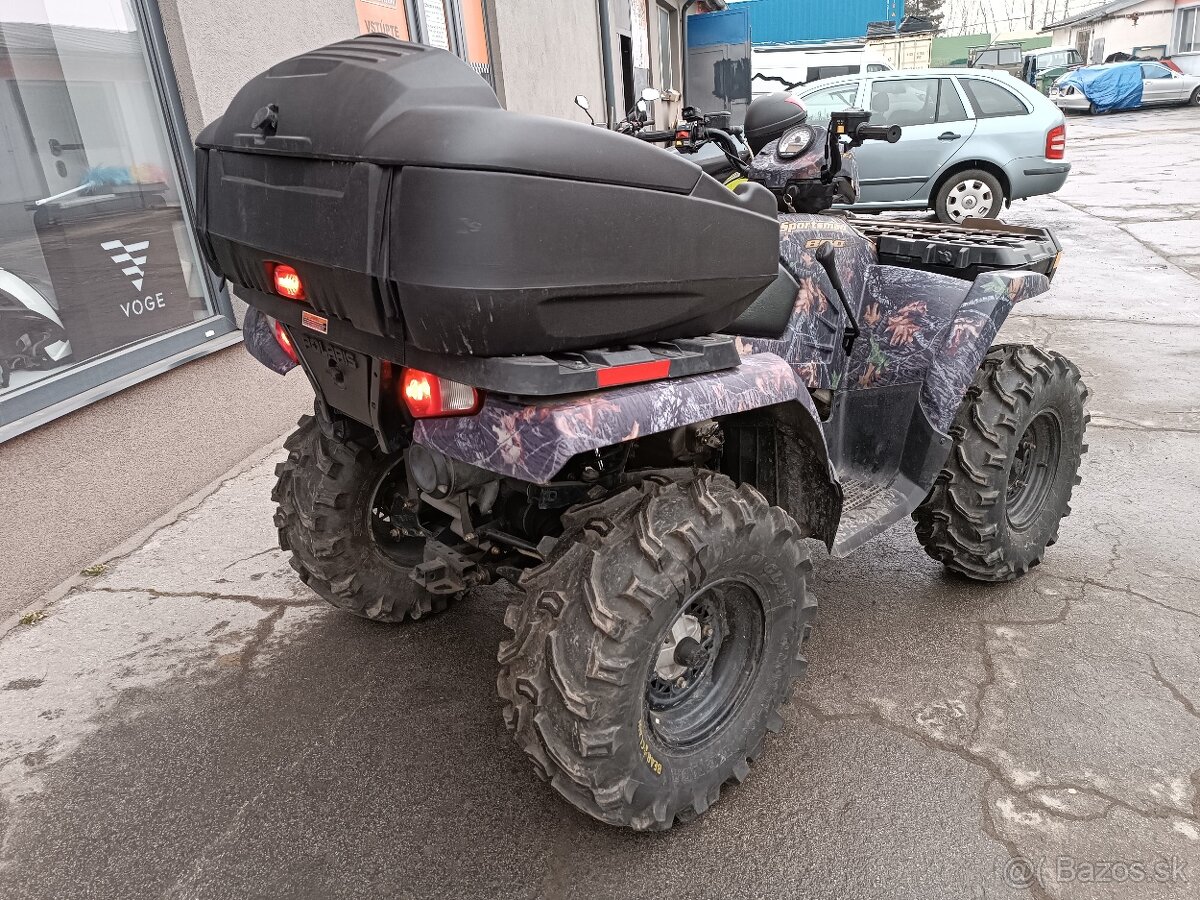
[1006,410,1063,531]
[645,578,766,749]
[367,461,426,567]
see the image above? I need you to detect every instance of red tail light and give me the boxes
[271,263,305,300]
[1046,124,1066,160]
[400,368,481,418]
[272,318,299,365]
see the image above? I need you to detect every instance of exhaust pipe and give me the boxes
[406,444,496,499]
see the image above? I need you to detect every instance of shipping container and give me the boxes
[737,0,905,44]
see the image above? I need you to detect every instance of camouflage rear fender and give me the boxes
[919,271,1051,432]
[411,353,828,485]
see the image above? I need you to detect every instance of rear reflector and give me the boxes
[596,359,671,388]
[1046,124,1066,160]
[400,368,481,418]
[271,318,299,365]
[271,263,305,300]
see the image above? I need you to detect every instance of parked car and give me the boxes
[1021,46,1083,94]
[1051,60,1200,114]
[968,42,1024,78]
[751,42,893,95]
[791,69,1070,223]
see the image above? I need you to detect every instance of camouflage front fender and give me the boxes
[412,353,824,485]
[919,271,1051,432]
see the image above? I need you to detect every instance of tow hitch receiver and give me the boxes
[411,540,490,595]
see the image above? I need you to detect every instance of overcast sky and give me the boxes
[940,0,1108,35]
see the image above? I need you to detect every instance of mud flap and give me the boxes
[243,305,297,375]
[827,383,953,556]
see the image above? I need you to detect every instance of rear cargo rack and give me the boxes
[848,216,1063,282]
[408,335,741,398]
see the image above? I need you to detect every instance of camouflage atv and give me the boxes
[197,37,1087,831]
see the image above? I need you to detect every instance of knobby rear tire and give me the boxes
[273,413,454,623]
[497,472,815,830]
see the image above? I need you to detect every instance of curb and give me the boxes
[0,433,290,640]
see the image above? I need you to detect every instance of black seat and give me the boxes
[724,264,798,338]
[732,180,779,219]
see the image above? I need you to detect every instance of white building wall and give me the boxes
[158,0,691,133]
[488,0,607,121]
[1173,1,1200,74]
[1050,0,1175,64]
[489,0,688,125]
[158,0,358,135]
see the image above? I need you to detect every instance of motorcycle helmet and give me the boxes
[743,92,809,155]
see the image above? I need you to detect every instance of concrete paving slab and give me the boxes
[1005,199,1200,327]
[1126,220,1200,261]
[1,345,312,617]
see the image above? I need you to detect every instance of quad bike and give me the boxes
[196,36,1088,830]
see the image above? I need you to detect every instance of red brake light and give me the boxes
[1046,124,1066,161]
[400,368,481,418]
[272,318,299,365]
[272,263,305,300]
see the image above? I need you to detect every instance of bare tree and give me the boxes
[907,0,947,30]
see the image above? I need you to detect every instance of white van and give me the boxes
[751,43,895,96]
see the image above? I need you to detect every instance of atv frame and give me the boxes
[254,209,1087,831]
[208,39,1088,828]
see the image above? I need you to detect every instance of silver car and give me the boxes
[794,68,1070,223]
[1050,61,1200,114]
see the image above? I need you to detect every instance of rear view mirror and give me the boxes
[641,87,661,103]
[574,94,595,126]
[636,98,649,113]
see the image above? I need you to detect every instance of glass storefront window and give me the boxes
[0,0,215,396]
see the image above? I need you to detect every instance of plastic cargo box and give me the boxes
[847,216,1063,282]
[194,35,781,358]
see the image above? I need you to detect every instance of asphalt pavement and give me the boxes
[1,105,1199,899]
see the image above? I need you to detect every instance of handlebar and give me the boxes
[700,127,751,177]
[705,127,741,159]
[636,129,676,143]
[854,123,902,144]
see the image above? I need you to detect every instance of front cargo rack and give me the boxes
[848,215,1063,282]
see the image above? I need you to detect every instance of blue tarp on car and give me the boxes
[1058,62,1144,112]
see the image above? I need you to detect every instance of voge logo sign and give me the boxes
[101,238,168,317]
[102,238,148,289]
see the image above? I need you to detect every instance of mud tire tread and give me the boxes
[913,344,1089,582]
[497,472,815,830]
[273,413,453,623]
